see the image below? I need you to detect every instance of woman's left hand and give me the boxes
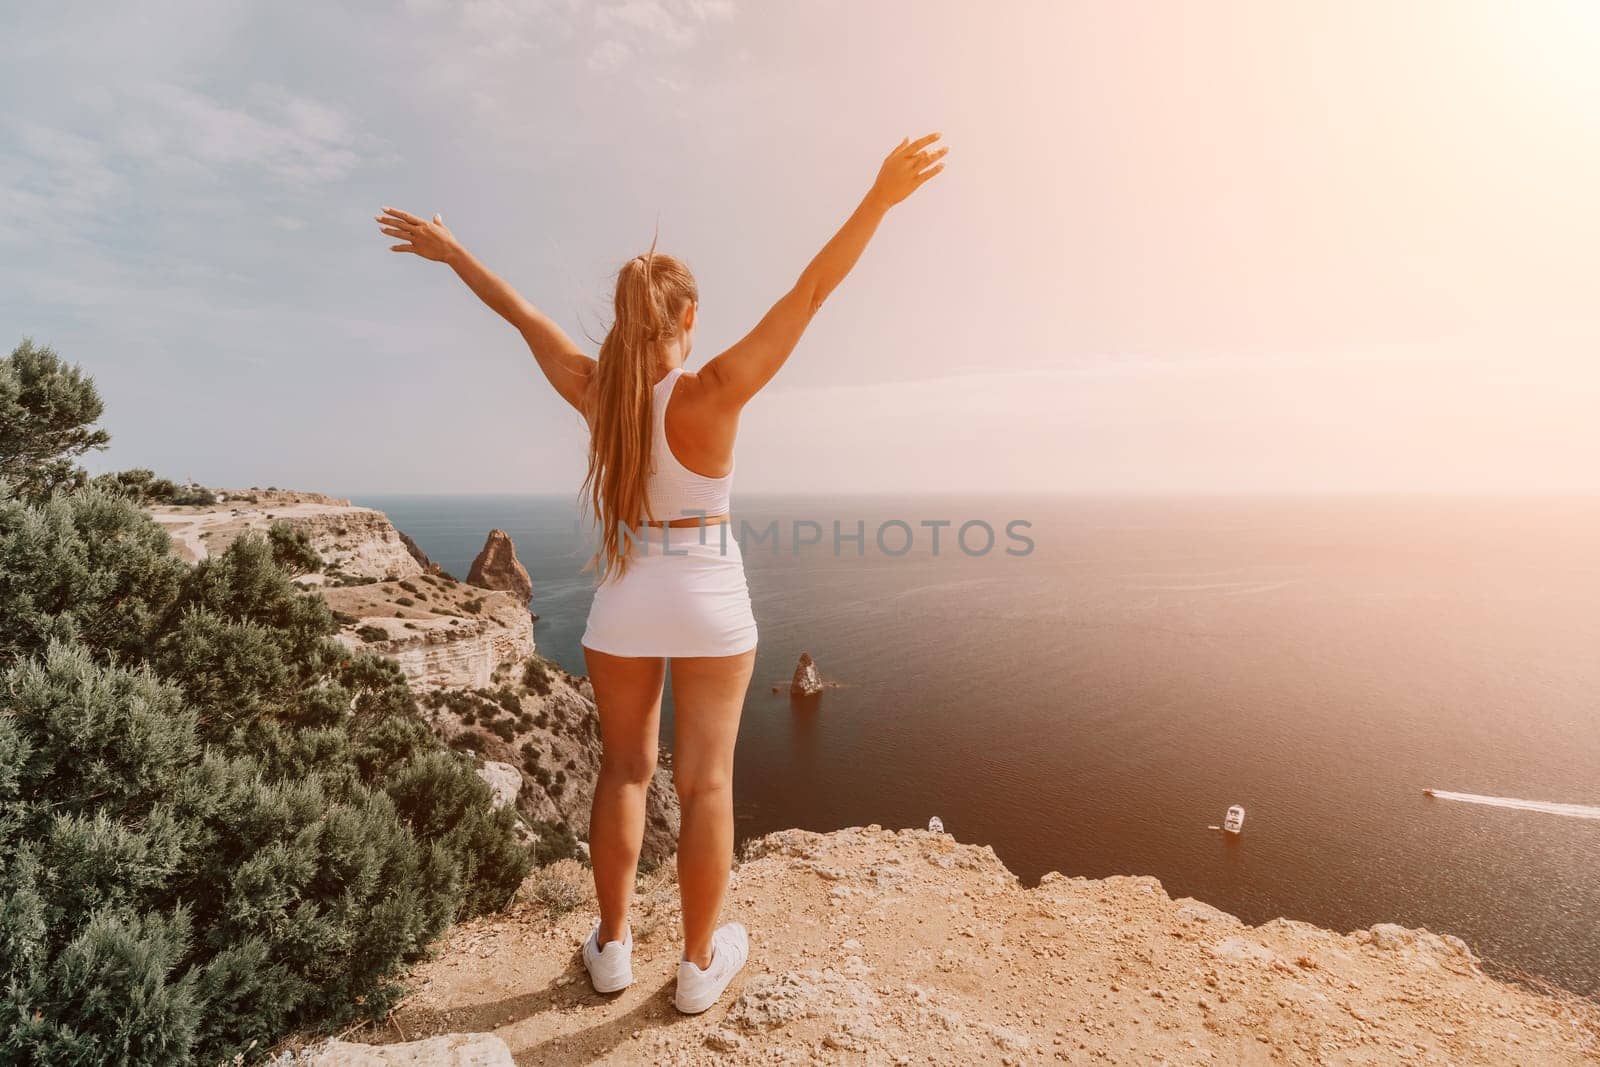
[375,207,459,262]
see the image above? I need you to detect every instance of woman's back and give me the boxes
[645,367,733,524]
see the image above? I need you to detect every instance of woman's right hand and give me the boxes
[867,133,947,209]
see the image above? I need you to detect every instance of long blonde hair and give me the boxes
[581,245,699,580]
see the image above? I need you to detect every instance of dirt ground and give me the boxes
[329,826,1599,1066]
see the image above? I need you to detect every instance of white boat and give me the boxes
[1223,805,1245,834]
[927,815,945,833]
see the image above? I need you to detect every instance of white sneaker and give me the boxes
[582,922,633,993]
[674,922,749,1014]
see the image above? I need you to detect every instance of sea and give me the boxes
[354,492,1600,996]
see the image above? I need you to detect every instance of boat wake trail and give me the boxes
[1427,791,1600,821]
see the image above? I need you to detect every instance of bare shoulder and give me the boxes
[676,361,745,415]
[664,368,740,464]
[671,368,720,408]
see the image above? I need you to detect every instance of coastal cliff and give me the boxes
[147,494,1597,1065]
[146,491,680,866]
[309,826,1599,1065]
[149,491,423,581]
[149,493,532,691]
[419,657,680,865]
[323,576,536,692]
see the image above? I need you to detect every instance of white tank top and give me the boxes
[644,367,733,521]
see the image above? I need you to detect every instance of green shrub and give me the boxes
[356,625,388,643]
[170,484,216,507]
[88,468,184,504]
[395,596,414,608]
[0,471,532,1065]
[451,732,487,755]
[462,596,484,615]
[267,520,322,577]
[521,656,553,697]
[530,819,581,866]
[0,339,110,501]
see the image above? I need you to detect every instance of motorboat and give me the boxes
[1223,805,1246,834]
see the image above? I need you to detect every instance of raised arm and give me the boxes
[699,133,947,408]
[376,207,595,412]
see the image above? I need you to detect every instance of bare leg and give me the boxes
[583,647,666,946]
[669,649,756,968]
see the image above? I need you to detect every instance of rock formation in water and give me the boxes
[312,825,1599,1065]
[467,528,534,604]
[790,651,824,696]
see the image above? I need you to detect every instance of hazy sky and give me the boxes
[4,1,1597,494]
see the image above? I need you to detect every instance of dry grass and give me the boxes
[522,859,593,919]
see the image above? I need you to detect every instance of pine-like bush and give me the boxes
[0,484,531,1064]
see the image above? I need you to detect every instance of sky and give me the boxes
[4,0,1598,495]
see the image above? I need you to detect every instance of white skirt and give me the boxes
[581,524,758,658]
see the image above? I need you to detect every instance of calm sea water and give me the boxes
[355,493,1600,995]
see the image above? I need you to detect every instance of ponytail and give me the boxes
[581,245,699,580]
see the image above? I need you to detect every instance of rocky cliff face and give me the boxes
[419,659,680,865]
[467,528,533,605]
[323,575,536,692]
[149,491,677,866]
[316,825,1599,1066]
[149,497,423,581]
[148,493,537,692]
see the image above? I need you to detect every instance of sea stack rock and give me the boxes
[790,651,824,696]
[467,528,533,604]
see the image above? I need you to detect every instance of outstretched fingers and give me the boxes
[915,146,949,177]
[382,206,424,225]
[377,208,425,251]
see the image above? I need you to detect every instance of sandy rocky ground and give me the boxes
[287,826,1599,1066]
